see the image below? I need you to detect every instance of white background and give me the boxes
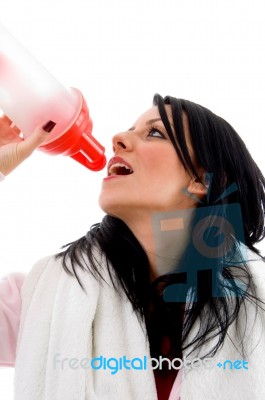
[1,0,265,397]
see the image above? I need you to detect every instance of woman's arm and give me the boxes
[0,273,26,367]
[0,117,54,364]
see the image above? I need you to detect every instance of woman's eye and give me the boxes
[147,128,165,138]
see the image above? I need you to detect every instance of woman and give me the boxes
[1,95,265,400]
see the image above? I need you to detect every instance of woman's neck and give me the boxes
[123,208,195,280]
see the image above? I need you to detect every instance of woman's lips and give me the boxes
[103,174,132,181]
[107,156,133,176]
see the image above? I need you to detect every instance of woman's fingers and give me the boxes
[0,120,56,175]
[10,123,21,135]
[0,116,21,144]
[17,121,56,159]
[1,115,12,125]
[0,115,21,134]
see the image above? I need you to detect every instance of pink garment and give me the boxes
[168,369,182,400]
[0,273,182,399]
[0,273,25,367]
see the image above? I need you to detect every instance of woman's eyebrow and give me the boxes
[128,118,162,131]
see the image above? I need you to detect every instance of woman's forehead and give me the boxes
[132,105,191,136]
[132,104,174,127]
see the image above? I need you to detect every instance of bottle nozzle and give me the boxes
[39,89,106,171]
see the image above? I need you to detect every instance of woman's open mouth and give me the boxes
[107,156,134,177]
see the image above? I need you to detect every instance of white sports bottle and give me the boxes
[0,24,106,171]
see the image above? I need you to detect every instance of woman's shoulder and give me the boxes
[230,244,265,276]
[22,246,105,298]
[246,248,265,301]
[20,255,60,312]
[22,254,58,289]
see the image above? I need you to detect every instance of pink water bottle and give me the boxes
[0,24,106,171]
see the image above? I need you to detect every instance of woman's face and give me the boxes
[99,105,197,221]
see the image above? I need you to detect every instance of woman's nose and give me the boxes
[112,131,132,153]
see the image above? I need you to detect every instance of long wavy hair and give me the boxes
[56,94,265,361]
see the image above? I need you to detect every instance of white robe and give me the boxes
[14,248,265,399]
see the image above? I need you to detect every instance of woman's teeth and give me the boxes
[108,163,134,176]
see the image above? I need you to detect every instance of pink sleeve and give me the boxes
[0,273,25,367]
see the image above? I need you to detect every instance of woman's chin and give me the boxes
[98,197,126,220]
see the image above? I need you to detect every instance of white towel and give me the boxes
[15,251,158,400]
[14,248,265,400]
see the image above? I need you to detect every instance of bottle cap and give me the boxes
[39,89,106,171]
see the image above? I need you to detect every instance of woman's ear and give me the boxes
[187,174,210,199]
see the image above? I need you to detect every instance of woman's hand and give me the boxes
[0,115,55,176]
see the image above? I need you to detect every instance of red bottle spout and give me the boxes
[39,90,106,171]
[71,132,106,171]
